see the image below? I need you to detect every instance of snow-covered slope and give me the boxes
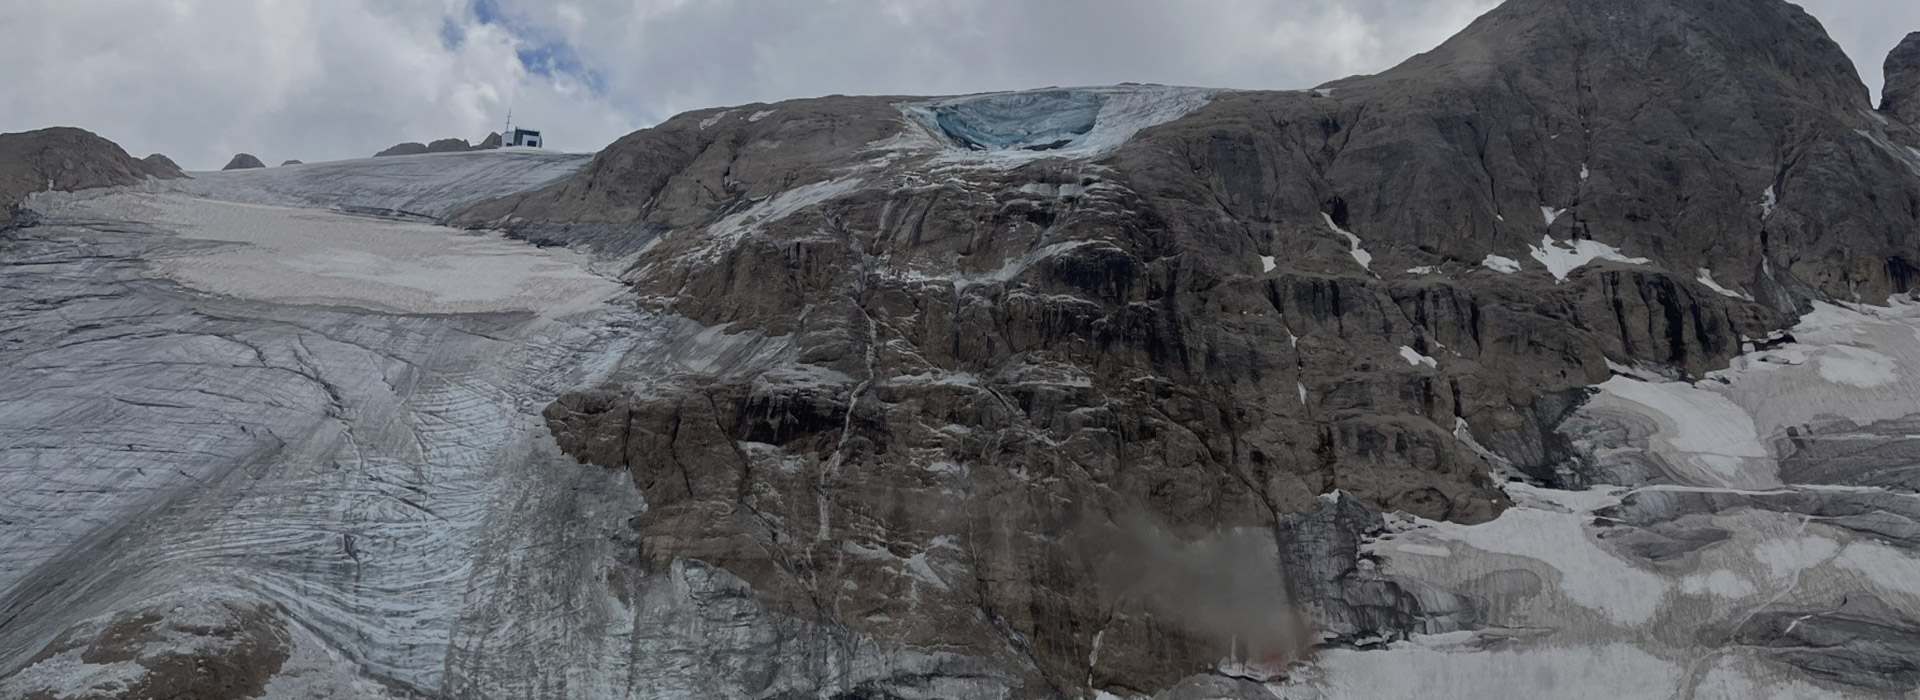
[160,148,589,219]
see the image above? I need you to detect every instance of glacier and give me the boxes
[0,151,665,697]
[900,84,1217,163]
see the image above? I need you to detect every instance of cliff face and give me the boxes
[448,0,1920,696]
[1887,31,1920,128]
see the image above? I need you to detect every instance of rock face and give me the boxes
[221,153,265,170]
[448,0,1920,696]
[279,159,303,166]
[477,131,504,149]
[1887,32,1920,127]
[0,127,181,218]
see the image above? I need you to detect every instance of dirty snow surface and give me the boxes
[0,151,670,697]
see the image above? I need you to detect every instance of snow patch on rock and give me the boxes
[705,177,864,256]
[1696,268,1749,299]
[1398,346,1438,368]
[1321,212,1372,272]
[1528,236,1648,282]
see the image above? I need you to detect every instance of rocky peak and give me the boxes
[221,153,265,170]
[141,153,184,178]
[1886,31,1920,127]
[0,127,181,215]
[1374,0,1868,108]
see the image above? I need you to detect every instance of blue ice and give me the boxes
[924,90,1106,152]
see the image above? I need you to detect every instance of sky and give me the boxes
[0,0,1914,170]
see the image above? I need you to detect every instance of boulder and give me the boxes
[279,159,303,166]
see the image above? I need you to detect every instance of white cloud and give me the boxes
[0,0,630,169]
[0,0,1911,170]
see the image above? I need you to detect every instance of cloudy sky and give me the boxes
[2,0,1914,170]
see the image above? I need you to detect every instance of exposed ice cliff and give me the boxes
[922,89,1105,151]
[902,84,1217,162]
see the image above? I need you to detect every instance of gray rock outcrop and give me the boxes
[221,153,265,170]
[374,133,504,157]
[279,159,303,166]
[425,137,471,153]
[447,0,1920,695]
[373,141,428,157]
[1886,32,1920,127]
